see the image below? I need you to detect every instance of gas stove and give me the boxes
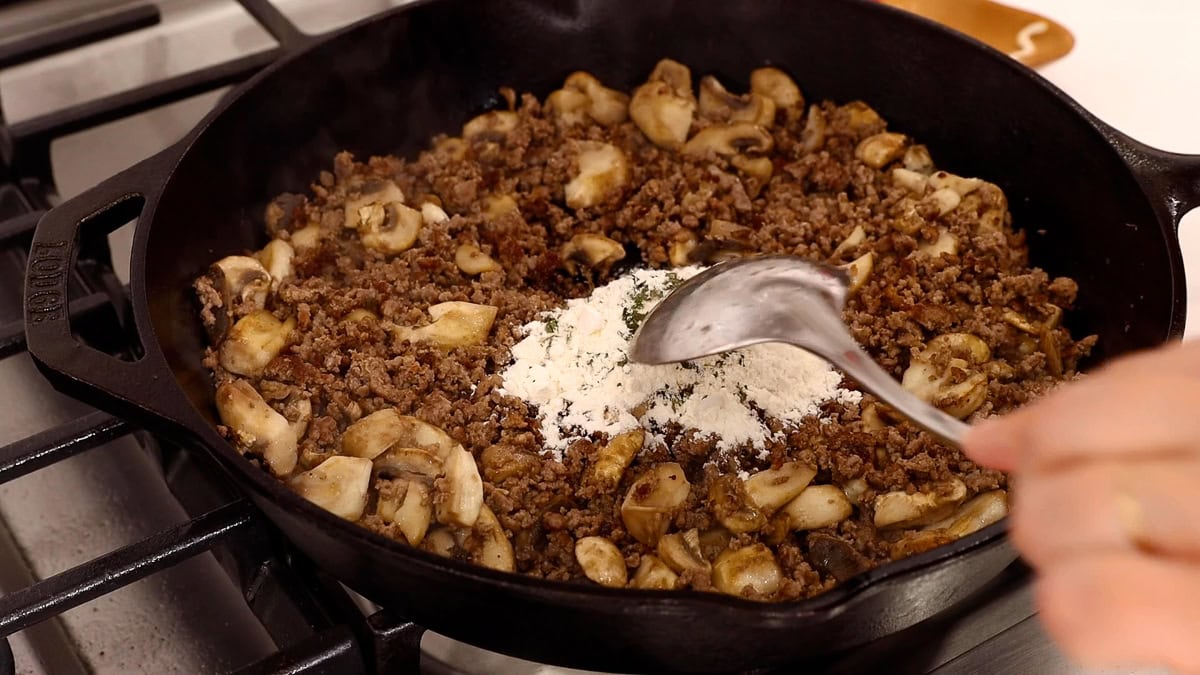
[0,1,1188,673]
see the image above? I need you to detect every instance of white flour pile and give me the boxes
[500,267,861,459]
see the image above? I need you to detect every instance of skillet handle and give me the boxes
[1106,132,1200,229]
[24,146,195,430]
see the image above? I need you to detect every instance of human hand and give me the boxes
[963,341,1200,673]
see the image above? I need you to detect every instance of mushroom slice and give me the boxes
[929,188,962,216]
[218,310,295,377]
[216,380,298,477]
[800,105,827,154]
[485,194,521,220]
[565,142,630,210]
[395,301,499,349]
[290,455,373,521]
[455,243,502,275]
[462,110,519,143]
[422,526,458,558]
[588,429,644,492]
[1003,309,1042,335]
[479,444,540,483]
[855,132,908,169]
[421,202,450,226]
[926,490,1008,538]
[620,463,691,546]
[343,409,457,461]
[631,554,679,590]
[808,533,871,583]
[358,202,423,254]
[712,544,782,598]
[563,71,630,126]
[744,462,818,514]
[873,478,968,530]
[343,181,405,229]
[471,504,515,572]
[781,485,854,531]
[257,239,294,290]
[435,445,484,528]
[289,223,322,252]
[929,171,983,197]
[374,447,443,480]
[656,528,711,575]
[382,480,433,546]
[629,59,696,150]
[830,224,866,261]
[211,255,271,317]
[709,474,767,534]
[561,233,626,275]
[574,536,628,588]
[842,478,870,506]
[683,122,773,157]
[282,394,311,441]
[546,87,591,126]
[668,231,699,267]
[698,75,776,127]
[840,101,884,134]
[902,333,992,419]
[892,168,929,195]
[839,252,874,296]
[750,67,803,113]
[918,229,959,258]
[904,145,935,174]
[730,155,774,197]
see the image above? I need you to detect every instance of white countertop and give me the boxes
[1004,0,1200,339]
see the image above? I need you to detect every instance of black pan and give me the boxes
[23,0,1197,671]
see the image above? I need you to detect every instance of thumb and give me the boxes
[962,414,1027,473]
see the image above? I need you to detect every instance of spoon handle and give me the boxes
[819,339,970,448]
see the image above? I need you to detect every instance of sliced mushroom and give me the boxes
[668,231,699,267]
[290,455,373,521]
[903,145,935,174]
[1042,330,1064,377]
[435,137,469,161]
[926,489,1008,538]
[807,533,871,583]
[918,229,959,258]
[562,71,630,126]
[588,429,644,491]
[831,224,866,261]
[343,409,457,461]
[656,528,711,575]
[1003,309,1042,335]
[381,480,433,546]
[421,202,450,225]
[374,446,442,482]
[840,252,874,296]
[344,181,405,229]
[749,67,803,115]
[561,233,625,275]
[475,444,536,483]
[709,474,766,534]
[289,223,322,252]
[902,333,992,419]
[455,243,502,276]
[620,463,691,546]
[218,310,295,377]
[471,504,515,572]
[462,110,519,143]
[800,105,827,154]
[394,301,499,349]
[855,132,908,169]
[839,101,884,134]
[485,194,521,220]
[574,536,627,588]
[422,526,457,558]
[712,544,782,598]
[744,462,818,514]
[730,155,774,197]
[683,122,773,157]
[216,380,298,477]
[631,554,679,590]
[873,478,968,530]
[565,142,630,210]
[781,485,854,531]
[282,394,311,441]
[210,255,271,318]
[546,87,590,126]
[842,478,870,506]
[629,59,696,150]
[892,168,929,195]
[356,202,423,254]
[434,445,484,528]
[257,239,294,290]
[929,188,962,216]
[698,76,776,127]
[929,171,983,197]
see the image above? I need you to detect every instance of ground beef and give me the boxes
[195,61,1094,602]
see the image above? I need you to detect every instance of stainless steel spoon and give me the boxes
[628,255,968,447]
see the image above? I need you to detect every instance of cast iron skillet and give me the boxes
[22,0,1200,671]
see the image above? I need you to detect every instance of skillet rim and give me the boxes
[129,0,1185,617]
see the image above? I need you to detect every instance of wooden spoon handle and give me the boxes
[880,0,1075,68]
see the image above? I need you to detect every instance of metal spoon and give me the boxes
[628,255,968,447]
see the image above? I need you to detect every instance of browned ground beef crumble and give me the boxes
[195,60,1095,602]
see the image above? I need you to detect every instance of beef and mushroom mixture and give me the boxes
[195,59,1095,601]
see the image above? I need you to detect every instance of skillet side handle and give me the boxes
[24,147,193,429]
[1111,136,1200,229]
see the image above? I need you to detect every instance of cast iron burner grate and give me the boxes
[0,3,1040,673]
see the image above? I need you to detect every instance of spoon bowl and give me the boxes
[630,255,970,447]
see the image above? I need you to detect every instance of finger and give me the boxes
[1009,456,1200,569]
[1036,552,1200,673]
[963,370,1200,473]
